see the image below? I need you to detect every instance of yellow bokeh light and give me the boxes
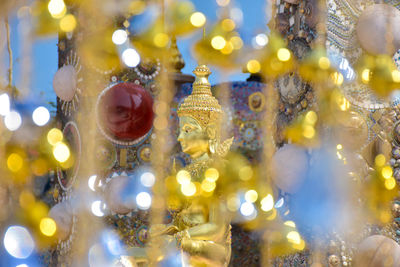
[331,72,344,85]
[284,221,296,228]
[361,69,370,83]
[247,59,261,73]
[205,168,219,182]
[221,41,234,55]
[304,111,317,125]
[176,170,191,185]
[303,125,315,139]
[154,101,167,115]
[318,57,330,69]
[266,208,277,220]
[245,190,258,203]
[335,93,350,111]
[292,239,306,250]
[230,36,243,50]
[7,153,24,172]
[53,142,70,163]
[382,166,393,179]
[190,12,206,27]
[31,158,48,176]
[211,35,226,50]
[47,128,63,146]
[40,217,57,236]
[287,231,301,245]
[277,48,291,62]
[227,194,240,211]
[201,179,216,192]
[153,33,169,48]
[154,117,168,130]
[340,99,350,111]
[239,166,253,181]
[30,201,49,222]
[385,177,396,190]
[375,154,386,167]
[19,190,35,209]
[60,14,77,32]
[48,0,66,19]
[60,154,74,169]
[181,182,196,196]
[221,19,235,31]
[392,70,400,83]
[336,144,343,150]
[261,194,274,212]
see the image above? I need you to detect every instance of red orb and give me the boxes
[98,83,154,142]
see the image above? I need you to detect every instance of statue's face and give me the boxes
[178,116,209,158]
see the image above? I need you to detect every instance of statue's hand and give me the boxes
[149,224,180,238]
[174,229,190,249]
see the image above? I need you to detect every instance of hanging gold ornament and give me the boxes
[355,54,400,97]
[268,225,307,257]
[130,0,201,41]
[131,17,170,58]
[193,20,243,69]
[362,161,398,225]
[298,45,335,84]
[81,30,121,75]
[166,1,199,36]
[284,110,319,147]
[259,32,295,78]
[32,1,62,36]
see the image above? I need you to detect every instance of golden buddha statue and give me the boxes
[126,64,233,267]
[171,64,233,266]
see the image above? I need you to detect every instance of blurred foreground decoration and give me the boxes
[193,20,244,69]
[355,54,400,97]
[259,33,295,78]
[2,0,400,266]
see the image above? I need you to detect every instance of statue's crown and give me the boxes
[177,64,222,127]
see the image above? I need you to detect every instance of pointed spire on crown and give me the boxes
[192,64,212,95]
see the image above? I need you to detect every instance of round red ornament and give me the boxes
[97,82,154,145]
